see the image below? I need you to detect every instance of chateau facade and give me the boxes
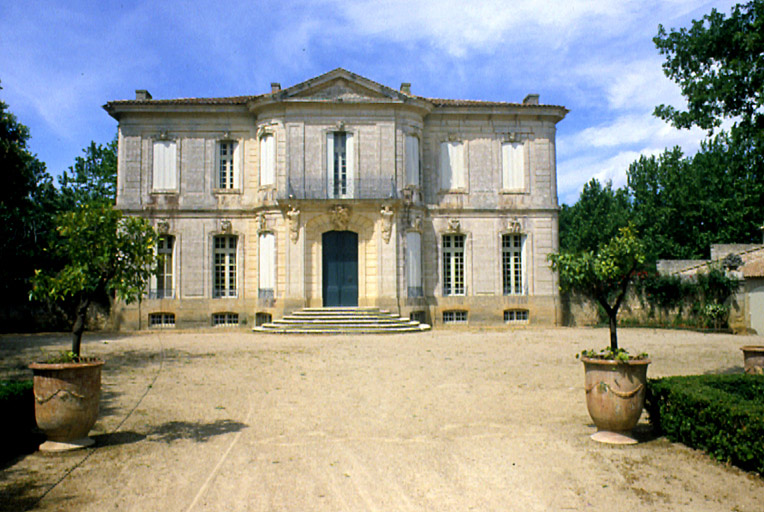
[105,69,567,329]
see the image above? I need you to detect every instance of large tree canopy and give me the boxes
[654,0,764,134]
[57,137,118,209]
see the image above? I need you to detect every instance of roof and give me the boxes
[103,68,568,115]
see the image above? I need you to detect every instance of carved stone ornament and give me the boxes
[411,215,423,232]
[286,206,300,243]
[256,213,268,233]
[330,205,350,231]
[220,220,232,233]
[380,205,394,244]
[507,217,523,234]
[447,218,461,233]
[156,220,170,234]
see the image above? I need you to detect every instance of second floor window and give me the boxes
[152,140,177,191]
[327,131,354,198]
[502,142,525,190]
[218,141,238,189]
[213,235,237,298]
[259,134,275,186]
[405,135,420,187]
[439,141,465,191]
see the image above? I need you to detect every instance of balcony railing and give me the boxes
[277,177,398,201]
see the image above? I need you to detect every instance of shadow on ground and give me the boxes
[147,419,248,443]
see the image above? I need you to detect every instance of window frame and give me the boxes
[327,130,355,199]
[405,134,420,188]
[502,233,526,296]
[213,235,238,298]
[259,133,275,187]
[439,140,467,192]
[216,139,241,191]
[151,235,175,299]
[442,233,466,296]
[501,141,525,192]
[258,232,276,300]
[152,139,178,192]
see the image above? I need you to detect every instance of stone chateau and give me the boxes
[104,68,568,330]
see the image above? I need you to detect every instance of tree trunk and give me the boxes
[71,297,90,358]
[608,312,618,351]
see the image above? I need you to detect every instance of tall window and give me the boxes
[217,140,241,189]
[152,140,177,191]
[439,141,465,190]
[327,131,354,198]
[405,135,420,187]
[406,231,422,297]
[442,234,465,296]
[258,232,275,299]
[213,235,237,298]
[151,235,174,299]
[259,134,275,186]
[502,142,525,190]
[502,234,525,295]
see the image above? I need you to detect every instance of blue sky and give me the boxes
[1,0,738,205]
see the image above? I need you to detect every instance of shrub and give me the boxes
[646,374,764,474]
[0,380,40,462]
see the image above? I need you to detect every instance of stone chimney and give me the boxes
[400,82,412,95]
[135,89,152,101]
[271,82,281,93]
[523,94,539,105]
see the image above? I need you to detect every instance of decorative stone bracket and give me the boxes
[286,206,300,243]
[380,205,394,244]
[330,205,350,231]
[220,220,232,233]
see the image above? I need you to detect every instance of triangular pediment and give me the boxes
[290,78,389,102]
[273,68,410,104]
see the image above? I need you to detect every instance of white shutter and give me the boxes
[326,133,335,197]
[260,135,275,186]
[232,141,242,189]
[153,141,177,191]
[502,142,524,190]
[406,231,422,290]
[406,135,419,186]
[345,132,354,198]
[439,142,451,189]
[449,142,465,189]
[259,233,275,291]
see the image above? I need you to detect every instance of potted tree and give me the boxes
[549,225,649,444]
[29,204,155,451]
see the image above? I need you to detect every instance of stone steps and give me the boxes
[254,307,431,334]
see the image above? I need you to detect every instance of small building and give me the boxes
[104,69,568,330]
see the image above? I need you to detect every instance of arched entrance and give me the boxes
[322,231,358,307]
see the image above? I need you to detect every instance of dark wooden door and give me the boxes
[322,231,358,307]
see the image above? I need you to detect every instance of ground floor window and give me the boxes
[502,234,525,295]
[442,234,465,296]
[407,231,423,297]
[504,309,529,323]
[443,310,468,324]
[259,232,275,299]
[149,312,175,328]
[409,310,426,324]
[151,235,174,299]
[213,235,237,298]
[212,312,239,326]
[255,312,272,326]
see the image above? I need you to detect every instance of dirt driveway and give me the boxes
[1,327,763,511]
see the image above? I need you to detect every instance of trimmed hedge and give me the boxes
[646,374,764,475]
[0,380,40,463]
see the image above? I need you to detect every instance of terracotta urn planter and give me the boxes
[29,359,104,452]
[740,346,764,375]
[581,356,650,444]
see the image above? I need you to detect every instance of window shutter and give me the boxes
[260,135,275,186]
[232,141,242,189]
[259,233,275,291]
[406,135,419,187]
[439,142,452,189]
[326,133,335,196]
[502,142,524,190]
[406,231,422,289]
[345,132,354,198]
[153,141,177,191]
[449,142,465,189]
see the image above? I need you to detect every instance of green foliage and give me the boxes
[0,379,33,402]
[559,179,631,253]
[549,225,646,350]
[57,136,117,209]
[646,374,764,474]
[30,204,156,355]
[0,91,60,330]
[577,347,648,362]
[654,0,764,134]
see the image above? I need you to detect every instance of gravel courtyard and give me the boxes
[1,327,763,511]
